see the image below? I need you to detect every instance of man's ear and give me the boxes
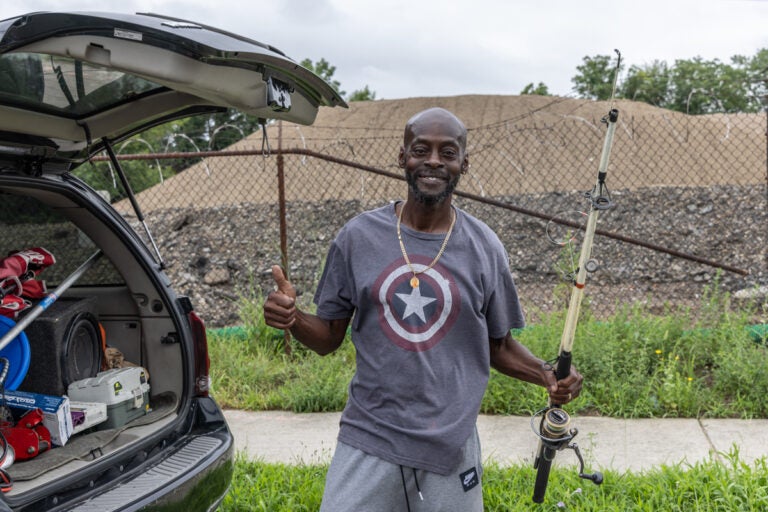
[461,155,470,174]
[398,147,406,168]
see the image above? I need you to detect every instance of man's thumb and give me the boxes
[271,265,293,295]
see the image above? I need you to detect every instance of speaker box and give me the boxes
[19,297,102,396]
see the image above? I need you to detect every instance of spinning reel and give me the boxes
[531,407,604,486]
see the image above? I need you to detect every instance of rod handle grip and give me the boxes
[555,350,572,381]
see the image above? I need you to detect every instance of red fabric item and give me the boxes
[0,295,30,319]
[0,255,26,285]
[14,248,55,274]
[20,278,46,299]
[0,247,55,302]
[0,276,21,297]
[0,247,54,279]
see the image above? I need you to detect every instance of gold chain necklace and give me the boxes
[396,201,456,289]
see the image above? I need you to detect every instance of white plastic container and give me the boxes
[67,367,150,430]
[70,401,108,434]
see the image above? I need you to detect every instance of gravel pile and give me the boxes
[137,185,766,328]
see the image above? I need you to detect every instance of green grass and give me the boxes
[221,450,768,511]
[211,278,768,509]
[209,278,767,418]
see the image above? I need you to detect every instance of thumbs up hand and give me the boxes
[263,265,297,329]
[271,265,296,300]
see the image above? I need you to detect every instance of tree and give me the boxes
[669,57,725,114]
[520,82,550,96]
[667,56,755,114]
[570,49,768,114]
[301,57,377,102]
[621,60,670,106]
[348,85,377,102]
[571,54,623,100]
[300,58,345,97]
[747,48,768,107]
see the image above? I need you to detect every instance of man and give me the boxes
[263,107,583,511]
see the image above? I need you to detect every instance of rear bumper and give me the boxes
[67,396,235,512]
[1,396,235,512]
[71,430,234,512]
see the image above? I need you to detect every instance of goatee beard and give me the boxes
[406,173,460,205]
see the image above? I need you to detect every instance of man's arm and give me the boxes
[263,265,350,356]
[489,332,583,404]
[286,309,350,356]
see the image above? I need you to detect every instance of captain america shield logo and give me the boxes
[372,255,461,352]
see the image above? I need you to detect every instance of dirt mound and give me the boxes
[122,95,761,213]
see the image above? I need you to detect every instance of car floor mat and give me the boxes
[7,391,177,481]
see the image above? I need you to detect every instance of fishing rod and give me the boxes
[531,49,623,504]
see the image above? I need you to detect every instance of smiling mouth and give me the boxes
[417,173,448,183]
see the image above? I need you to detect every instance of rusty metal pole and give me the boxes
[276,120,292,355]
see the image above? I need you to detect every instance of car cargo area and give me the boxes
[0,180,183,496]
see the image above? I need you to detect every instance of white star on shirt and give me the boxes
[395,286,437,323]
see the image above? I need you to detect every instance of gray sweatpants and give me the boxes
[320,428,484,512]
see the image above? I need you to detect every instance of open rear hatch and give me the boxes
[0,10,346,168]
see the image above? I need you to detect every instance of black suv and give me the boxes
[0,11,345,511]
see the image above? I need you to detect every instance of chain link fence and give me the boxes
[99,100,767,327]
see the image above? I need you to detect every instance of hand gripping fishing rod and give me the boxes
[531,50,622,504]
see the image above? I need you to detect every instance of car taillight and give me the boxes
[188,311,211,397]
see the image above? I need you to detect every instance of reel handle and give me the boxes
[580,471,604,485]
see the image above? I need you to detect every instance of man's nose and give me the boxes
[425,148,443,167]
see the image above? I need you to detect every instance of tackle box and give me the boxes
[67,367,150,430]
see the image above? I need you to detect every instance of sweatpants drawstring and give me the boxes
[399,466,411,512]
[400,465,425,511]
[413,468,424,501]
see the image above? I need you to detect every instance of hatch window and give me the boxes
[0,52,164,118]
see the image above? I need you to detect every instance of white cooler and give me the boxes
[67,367,150,430]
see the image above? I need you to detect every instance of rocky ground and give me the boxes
[135,184,767,328]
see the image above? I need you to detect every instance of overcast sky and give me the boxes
[3,0,768,100]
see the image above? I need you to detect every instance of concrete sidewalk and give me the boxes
[223,410,768,472]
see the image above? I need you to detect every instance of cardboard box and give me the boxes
[4,390,73,446]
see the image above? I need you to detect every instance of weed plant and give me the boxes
[210,277,767,418]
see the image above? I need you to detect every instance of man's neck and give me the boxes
[399,198,454,233]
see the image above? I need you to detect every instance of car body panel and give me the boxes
[0,11,346,164]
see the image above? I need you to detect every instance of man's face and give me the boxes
[399,111,469,205]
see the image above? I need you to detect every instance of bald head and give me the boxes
[403,108,467,151]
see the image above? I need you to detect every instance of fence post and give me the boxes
[276,120,292,355]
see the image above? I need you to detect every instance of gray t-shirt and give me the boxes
[314,202,525,475]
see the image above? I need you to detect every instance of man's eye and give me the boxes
[442,150,457,159]
[411,148,428,156]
